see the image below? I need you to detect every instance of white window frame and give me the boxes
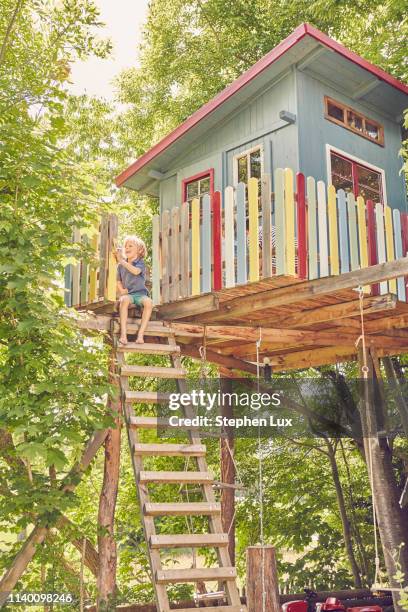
[326,144,387,204]
[233,144,264,185]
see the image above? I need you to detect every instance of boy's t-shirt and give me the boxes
[117,258,148,295]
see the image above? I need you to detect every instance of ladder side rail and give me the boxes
[117,350,170,611]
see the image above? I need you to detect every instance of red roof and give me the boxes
[116,22,408,188]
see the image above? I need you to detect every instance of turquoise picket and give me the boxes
[307,176,318,279]
[347,192,359,270]
[393,209,405,301]
[317,180,329,277]
[275,168,285,275]
[236,182,247,285]
[202,194,212,293]
[337,190,350,273]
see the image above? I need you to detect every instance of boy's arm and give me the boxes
[118,259,142,276]
[117,280,127,295]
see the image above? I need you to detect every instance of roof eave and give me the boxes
[115,22,408,190]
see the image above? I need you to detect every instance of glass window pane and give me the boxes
[331,153,353,193]
[347,110,364,132]
[327,101,344,122]
[187,181,198,199]
[356,165,381,202]
[250,149,262,179]
[365,121,379,141]
[199,177,210,195]
[331,153,353,181]
[237,155,247,183]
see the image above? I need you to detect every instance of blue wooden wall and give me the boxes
[159,71,299,210]
[159,67,406,212]
[296,69,407,209]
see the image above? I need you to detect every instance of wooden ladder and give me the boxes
[115,321,246,612]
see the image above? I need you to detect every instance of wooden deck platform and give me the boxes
[77,258,408,373]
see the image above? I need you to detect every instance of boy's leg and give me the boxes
[119,295,132,344]
[136,297,153,344]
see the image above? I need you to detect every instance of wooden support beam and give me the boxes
[220,374,235,565]
[194,257,408,323]
[97,343,122,607]
[157,293,219,320]
[227,333,408,359]
[246,546,280,612]
[270,293,397,328]
[181,345,259,375]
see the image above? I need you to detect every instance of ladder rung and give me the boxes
[133,443,206,457]
[156,566,237,584]
[129,416,199,431]
[150,533,229,549]
[113,320,172,336]
[175,607,245,612]
[121,365,186,378]
[140,471,213,484]
[144,502,221,516]
[125,391,172,404]
[116,342,180,355]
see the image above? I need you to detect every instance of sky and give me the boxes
[69,0,150,100]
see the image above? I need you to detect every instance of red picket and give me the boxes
[296,172,307,279]
[212,191,222,290]
[366,200,378,295]
[401,212,408,300]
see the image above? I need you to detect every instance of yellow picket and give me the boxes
[328,185,339,275]
[88,222,99,302]
[191,197,200,295]
[356,196,369,293]
[385,204,397,294]
[357,196,368,269]
[248,177,259,282]
[284,168,295,275]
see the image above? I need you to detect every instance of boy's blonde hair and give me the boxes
[122,235,147,258]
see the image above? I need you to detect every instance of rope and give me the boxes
[256,328,266,612]
[355,285,369,379]
[199,325,208,385]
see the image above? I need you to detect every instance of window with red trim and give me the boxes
[330,151,384,204]
[182,170,213,206]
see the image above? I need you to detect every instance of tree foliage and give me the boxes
[0,0,115,600]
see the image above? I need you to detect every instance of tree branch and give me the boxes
[0,0,25,67]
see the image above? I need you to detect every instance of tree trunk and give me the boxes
[339,441,370,583]
[96,345,121,611]
[219,372,235,564]
[358,348,408,611]
[57,515,99,577]
[246,545,280,612]
[382,356,408,435]
[325,440,362,588]
[0,429,108,604]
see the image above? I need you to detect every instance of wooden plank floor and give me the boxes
[78,264,408,372]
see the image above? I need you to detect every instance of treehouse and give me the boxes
[61,26,408,611]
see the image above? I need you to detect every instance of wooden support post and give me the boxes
[358,347,408,612]
[246,545,280,612]
[97,341,122,610]
[220,371,235,564]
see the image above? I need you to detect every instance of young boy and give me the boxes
[115,235,153,345]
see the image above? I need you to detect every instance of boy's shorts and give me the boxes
[129,292,148,306]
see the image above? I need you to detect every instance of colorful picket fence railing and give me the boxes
[152,169,408,306]
[64,214,118,308]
